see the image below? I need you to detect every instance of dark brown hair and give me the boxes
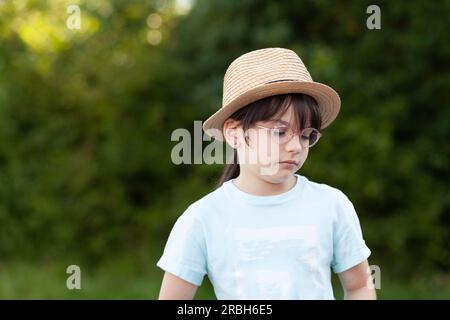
[216,93,322,188]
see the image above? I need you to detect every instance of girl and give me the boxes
[157,48,375,300]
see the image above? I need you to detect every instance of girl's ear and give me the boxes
[223,119,242,148]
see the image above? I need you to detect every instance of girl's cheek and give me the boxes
[259,143,280,166]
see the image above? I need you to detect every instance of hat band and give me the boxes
[264,79,298,84]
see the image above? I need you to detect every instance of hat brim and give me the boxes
[202,80,341,141]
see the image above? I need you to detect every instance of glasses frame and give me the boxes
[253,124,322,147]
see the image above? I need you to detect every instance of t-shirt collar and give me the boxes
[223,173,305,206]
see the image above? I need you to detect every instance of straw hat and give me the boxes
[202,47,341,141]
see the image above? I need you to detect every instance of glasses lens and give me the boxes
[303,128,320,147]
[271,127,289,144]
[265,126,321,146]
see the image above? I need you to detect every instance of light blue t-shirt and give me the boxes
[156,174,371,299]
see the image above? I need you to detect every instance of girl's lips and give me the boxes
[279,160,298,165]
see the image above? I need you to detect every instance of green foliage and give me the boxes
[0,0,448,296]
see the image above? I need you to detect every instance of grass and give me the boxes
[1,257,449,299]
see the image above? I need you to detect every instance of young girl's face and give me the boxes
[235,105,311,184]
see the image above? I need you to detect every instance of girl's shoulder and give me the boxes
[178,183,228,220]
[301,175,348,201]
[302,177,362,223]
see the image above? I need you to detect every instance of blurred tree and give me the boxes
[0,0,448,278]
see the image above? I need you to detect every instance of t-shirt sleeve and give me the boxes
[331,190,371,274]
[156,204,207,286]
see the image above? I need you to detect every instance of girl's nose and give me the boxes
[285,134,303,153]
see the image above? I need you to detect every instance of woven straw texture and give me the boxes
[203,47,341,141]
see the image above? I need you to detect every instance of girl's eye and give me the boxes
[273,129,287,136]
[303,132,317,141]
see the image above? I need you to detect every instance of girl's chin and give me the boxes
[256,164,298,177]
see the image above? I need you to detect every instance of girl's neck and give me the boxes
[232,172,297,196]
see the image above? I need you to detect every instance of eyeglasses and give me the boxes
[254,125,322,147]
